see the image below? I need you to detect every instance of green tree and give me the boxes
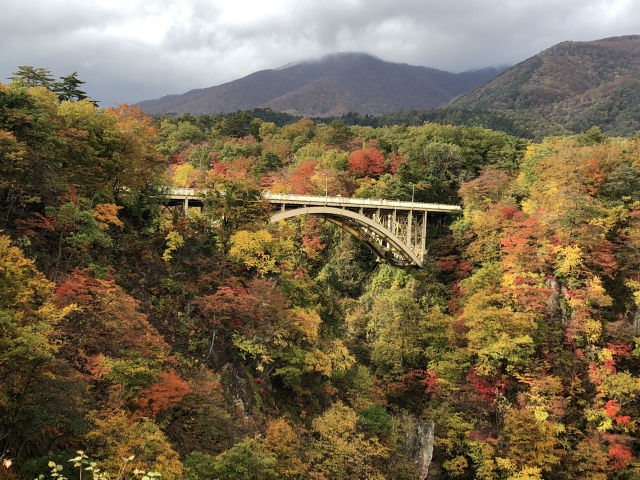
[54,72,89,102]
[8,66,54,87]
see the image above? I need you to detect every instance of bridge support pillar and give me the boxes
[392,209,397,236]
[421,211,427,262]
[407,210,413,248]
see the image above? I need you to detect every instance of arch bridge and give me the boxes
[166,189,461,268]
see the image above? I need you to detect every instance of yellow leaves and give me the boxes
[590,205,628,235]
[520,198,539,215]
[0,234,73,325]
[554,244,585,278]
[533,408,549,422]
[58,98,100,124]
[310,402,388,480]
[513,372,567,425]
[461,288,535,375]
[229,226,297,275]
[92,203,124,229]
[258,121,277,139]
[171,164,196,188]
[162,231,184,262]
[566,276,612,311]
[625,279,640,306]
[305,340,355,377]
[442,456,469,477]
[496,456,516,472]
[292,308,321,342]
[584,319,603,343]
[85,412,182,480]
[0,129,26,163]
[262,418,308,478]
[231,333,272,371]
[502,408,560,472]
[229,229,276,274]
[507,467,543,480]
[584,403,617,432]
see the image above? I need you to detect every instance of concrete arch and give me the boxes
[271,206,422,267]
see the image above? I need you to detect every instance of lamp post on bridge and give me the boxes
[321,173,328,200]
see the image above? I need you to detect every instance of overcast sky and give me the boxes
[1,0,639,106]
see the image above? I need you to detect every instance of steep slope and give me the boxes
[449,35,640,136]
[137,53,504,116]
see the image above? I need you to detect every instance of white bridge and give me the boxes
[167,188,461,268]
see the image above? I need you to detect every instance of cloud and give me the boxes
[1,0,639,106]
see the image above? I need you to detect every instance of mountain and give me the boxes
[137,53,505,117]
[448,35,640,137]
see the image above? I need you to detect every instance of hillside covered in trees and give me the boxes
[4,75,640,480]
[136,53,504,117]
[449,35,640,137]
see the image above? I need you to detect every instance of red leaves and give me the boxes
[608,343,632,358]
[603,401,632,427]
[608,443,632,471]
[465,368,507,406]
[388,153,405,174]
[615,415,631,426]
[290,159,318,194]
[583,158,606,195]
[301,235,324,259]
[423,370,440,395]
[585,240,618,279]
[53,269,169,358]
[605,400,621,417]
[135,370,192,418]
[500,205,518,220]
[197,277,294,339]
[348,148,386,178]
[501,214,553,275]
[437,257,458,272]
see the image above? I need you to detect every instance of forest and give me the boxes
[2,71,640,480]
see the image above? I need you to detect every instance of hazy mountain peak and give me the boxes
[137,53,503,117]
[276,51,381,70]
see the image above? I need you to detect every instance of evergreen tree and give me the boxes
[54,71,88,101]
[8,65,54,87]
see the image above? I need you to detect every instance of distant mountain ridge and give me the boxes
[137,53,505,117]
[448,35,640,137]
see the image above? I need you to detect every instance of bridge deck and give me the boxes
[167,188,461,213]
[263,193,461,212]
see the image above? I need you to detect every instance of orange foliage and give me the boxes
[136,370,192,418]
[92,203,124,229]
[53,269,169,361]
[459,169,512,206]
[608,443,633,471]
[348,148,386,177]
[289,159,318,194]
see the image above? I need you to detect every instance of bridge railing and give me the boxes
[168,187,200,197]
[262,192,461,212]
[166,189,461,212]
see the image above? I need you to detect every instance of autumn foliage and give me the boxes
[4,79,640,479]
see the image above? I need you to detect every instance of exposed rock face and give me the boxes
[219,362,254,424]
[405,418,435,480]
[545,277,562,322]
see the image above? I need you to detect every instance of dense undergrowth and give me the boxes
[2,80,640,479]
